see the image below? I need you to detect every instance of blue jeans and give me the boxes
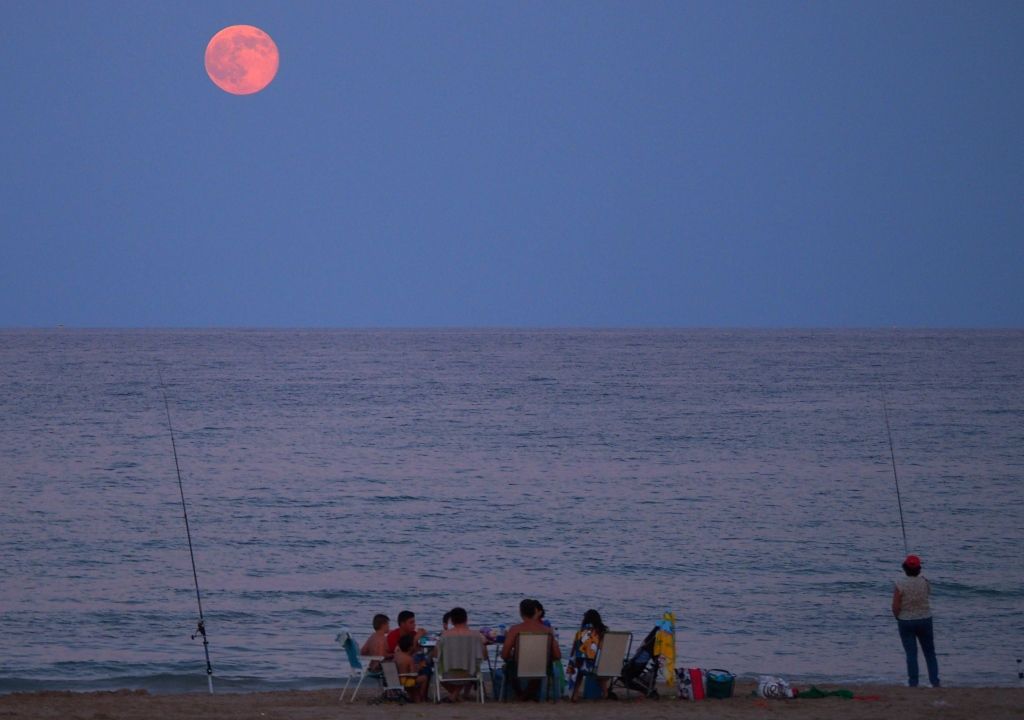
[898,617,940,687]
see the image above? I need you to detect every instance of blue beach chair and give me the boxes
[337,631,384,702]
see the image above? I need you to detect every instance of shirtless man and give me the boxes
[360,613,390,670]
[501,599,561,700]
[439,607,487,701]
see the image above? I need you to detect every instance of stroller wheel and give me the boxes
[646,688,659,699]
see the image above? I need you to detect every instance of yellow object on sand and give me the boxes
[653,611,676,685]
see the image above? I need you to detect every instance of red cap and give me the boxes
[904,554,922,569]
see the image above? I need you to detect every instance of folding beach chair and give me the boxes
[371,661,415,704]
[590,631,633,698]
[433,634,486,703]
[337,631,384,702]
[499,632,557,702]
[610,627,661,698]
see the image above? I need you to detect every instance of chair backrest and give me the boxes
[515,632,551,679]
[437,634,483,675]
[337,632,362,670]
[595,631,632,679]
[380,661,403,690]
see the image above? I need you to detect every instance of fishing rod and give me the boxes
[881,384,909,556]
[158,369,214,694]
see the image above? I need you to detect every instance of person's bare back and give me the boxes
[501,599,561,661]
[361,631,388,658]
[360,614,391,671]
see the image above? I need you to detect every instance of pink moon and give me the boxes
[204,25,279,95]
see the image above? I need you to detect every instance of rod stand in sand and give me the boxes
[191,619,214,694]
[1017,657,1022,687]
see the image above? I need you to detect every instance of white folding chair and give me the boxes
[379,660,417,703]
[592,631,632,698]
[433,634,486,703]
[500,632,556,702]
[337,631,384,702]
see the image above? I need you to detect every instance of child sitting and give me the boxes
[394,634,429,701]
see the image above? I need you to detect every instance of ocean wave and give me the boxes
[935,581,1023,599]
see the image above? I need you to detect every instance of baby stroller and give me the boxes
[610,626,660,699]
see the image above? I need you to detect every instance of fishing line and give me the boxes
[158,369,214,694]
[881,384,909,556]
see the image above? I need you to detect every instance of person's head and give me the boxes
[397,634,415,654]
[519,598,539,620]
[581,608,607,634]
[449,607,468,626]
[397,610,416,632]
[372,613,390,632]
[534,600,545,620]
[902,554,922,577]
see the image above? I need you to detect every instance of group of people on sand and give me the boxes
[358,598,613,702]
[354,555,941,702]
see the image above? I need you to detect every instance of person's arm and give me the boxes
[501,627,518,661]
[892,586,902,618]
[360,637,372,655]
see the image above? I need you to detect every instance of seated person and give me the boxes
[442,610,452,632]
[360,613,390,671]
[394,634,430,702]
[501,598,561,700]
[566,608,608,701]
[438,606,487,702]
[386,610,427,654]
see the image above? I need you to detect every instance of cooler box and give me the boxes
[705,669,735,699]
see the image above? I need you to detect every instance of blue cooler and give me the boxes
[705,669,735,699]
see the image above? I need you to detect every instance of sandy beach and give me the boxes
[2,683,1021,720]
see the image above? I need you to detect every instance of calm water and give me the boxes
[0,329,1021,692]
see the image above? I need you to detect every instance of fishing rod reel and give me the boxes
[190,618,215,690]
[191,619,208,642]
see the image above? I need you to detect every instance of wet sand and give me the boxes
[1,682,1020,720]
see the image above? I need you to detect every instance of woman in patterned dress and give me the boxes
[566,609,609,701]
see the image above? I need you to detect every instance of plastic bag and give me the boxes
[757,675,796,699]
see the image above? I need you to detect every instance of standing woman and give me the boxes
[892,554,941,687]
[566,609,608,701]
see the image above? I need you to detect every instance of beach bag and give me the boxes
[675,667,705,700]
[757,675,796,699]
[552,661,567,699]
[705,669,735,699]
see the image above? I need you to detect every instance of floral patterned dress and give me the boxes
[565,624,602,694]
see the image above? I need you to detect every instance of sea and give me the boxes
[0,329,1021,693]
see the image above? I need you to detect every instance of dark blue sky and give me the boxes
[2,1,1022,327]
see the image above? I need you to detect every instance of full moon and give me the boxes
[204,25,279,95]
